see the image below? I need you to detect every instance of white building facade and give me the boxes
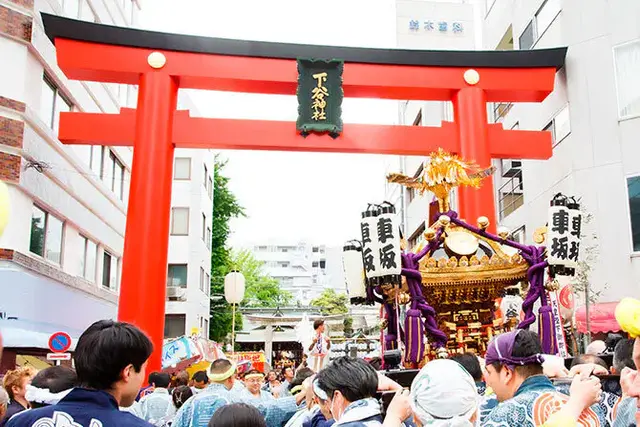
[0,0,212,354]
[251,242,346,305]
[390,0,475,248]
[480,0,640,303]
[390,0,640,303]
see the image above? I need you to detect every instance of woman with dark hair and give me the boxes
[314,357,382,426]
[26,366,78,409]
[171,386,193,411]
[207,403,266,427]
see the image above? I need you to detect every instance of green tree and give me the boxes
[229,249,293,307]
[210,156,245,342]
[311,289,349,315]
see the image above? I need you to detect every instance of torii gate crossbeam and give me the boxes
[42,13,566,372]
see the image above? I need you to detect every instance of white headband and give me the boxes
[25,385,72,405]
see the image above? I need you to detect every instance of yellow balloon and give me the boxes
[0,180,9,238]
[615,298,640,338]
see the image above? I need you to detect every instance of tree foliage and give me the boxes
[209,156,245,342]
[311,289,349,315]
[229,249,293,307]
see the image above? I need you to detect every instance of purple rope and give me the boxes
[400,225,448,349]
[518,246,548,329]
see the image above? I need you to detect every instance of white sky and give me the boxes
[139,0,400,247]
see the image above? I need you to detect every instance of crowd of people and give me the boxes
[0,319,638,426]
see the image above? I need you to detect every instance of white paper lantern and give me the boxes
[374,203,402,278]
[360,206,381,282]
[567,198,582,267]
[224,271,246,304]
[547,196,576,270]
[343,241,366,302]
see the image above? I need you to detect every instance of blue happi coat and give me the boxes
[481,375,608,427]
[332,398,383,427]
[171,382,298,427]
[5,388,153,427]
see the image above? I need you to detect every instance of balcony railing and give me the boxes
[498,169,524,220]
[493,102,513,123]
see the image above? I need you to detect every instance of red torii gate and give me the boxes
[42,14,566,372]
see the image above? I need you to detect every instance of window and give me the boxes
[102,251,118,290]
[279,262,290,267]
[203,319,209,338]
[80,236,97,282]
[535,0,561,39]
[40,76,72,133]
[312,261,319,268]
[104,151,125,200]
[498,169,524,220]
[174,158,191,180]
[200,267,205,292]
[164,314,186,338]
[319,260,326,269]
[203,165,208,189]
[409,222,426,250]
[627,176,640,251]
[553,105,571,143]
[543,121,556,144]
[171,208,189,235]
[207,176,213,199]
[205,273,210,295]
[493,103,513,123]
[511,226,526,244]
[519,20,535,50]
[614,40,640,119]
[257,246,268,251]
[202,213,207,241]
[29,206,63,264]
[167,264,188,288]
[62,0,80,18]
[90,146,103,176]
[312,247,319,253]
[206,227,211,250]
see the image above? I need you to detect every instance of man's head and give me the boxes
[74,319,153,407]
[313,319,325,333]
[315,357,378,421]
[173,370,189,387]
[283,367,294,381]
[570,354,609,370]
[208,359,236,390]
[2,367,36,403]
[192,371,209,389]
[243,369,265,396]
[450,352,483,382]
[148,372,170,389]
[28,366,78,408]
[266,371,278,382]
[586,340,606,355]
[612,338,635,374]
[484,330,544,402]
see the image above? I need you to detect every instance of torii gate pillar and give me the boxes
[118,73,178,368]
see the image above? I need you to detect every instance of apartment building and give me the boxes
[0,0,212,356]
[391,0,640,303]
[390,0,475,246]
[251,242,346,305]
[480,0,640,302]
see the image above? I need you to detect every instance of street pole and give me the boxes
[232,302,236,354]
[584,282,591,350]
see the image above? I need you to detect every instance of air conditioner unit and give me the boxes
[167,287,186,300]
[501,159,522,177]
